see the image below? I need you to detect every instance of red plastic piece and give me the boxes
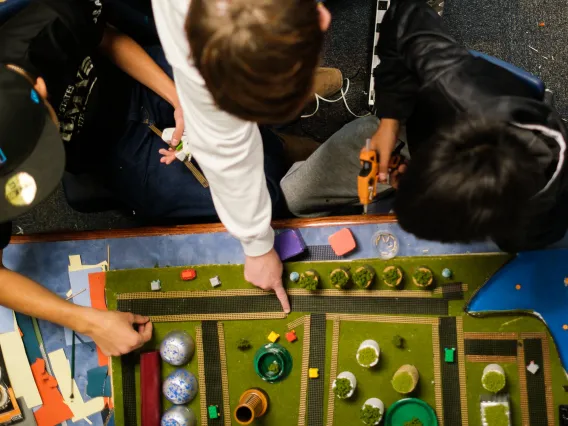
[285,330,298,343]
[141,351,161,426]
[181,269,197,281]
[328,228,357,256]
[30,358,73,426]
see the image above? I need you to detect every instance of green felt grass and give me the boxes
[105,253,568,426]
[357,347,378,367]
[334,378,354,399]
[482,371,506,393]
[483,404,509,426]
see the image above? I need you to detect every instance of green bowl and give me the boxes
[385,398,438,426]
[253,343,293,383]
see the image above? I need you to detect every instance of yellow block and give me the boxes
[267,331,280,343]
[309,368,319,378]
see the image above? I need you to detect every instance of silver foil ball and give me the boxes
[160,331,195,366]
[163,369,199,405]
[161,406,197,426]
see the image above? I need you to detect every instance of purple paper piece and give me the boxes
[274,230,306,261]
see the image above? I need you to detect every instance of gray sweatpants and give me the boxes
[280,116,394,217]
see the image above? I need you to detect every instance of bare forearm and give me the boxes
[0,267,91,333]
[100,27,179,107]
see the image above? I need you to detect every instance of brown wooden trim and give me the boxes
[10,214,397,244]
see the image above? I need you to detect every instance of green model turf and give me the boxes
[268,362,281,374]
[237,338,251,351]
[404,418,423,426]
[392,371,415,393]
[483,404,509,426]
[330,269,350,289]
[299,271,319,291]
[357,347,378,366]
[334,378,353,398]
[482,371,506,393]
[360,404,382,425]
[383,267,401,286]
[353,266,374,288]
[106,253,568,426]
[392,335,405,349]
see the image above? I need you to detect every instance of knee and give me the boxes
[280,172,314,217]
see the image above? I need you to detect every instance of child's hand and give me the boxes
[159,147,179,165]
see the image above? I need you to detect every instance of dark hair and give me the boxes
[186,0,323,124]
[394,118,545,243]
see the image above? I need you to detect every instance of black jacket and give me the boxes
[374,0,568,252]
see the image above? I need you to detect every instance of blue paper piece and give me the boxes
[467,249,568,371]
[14,313,42,364]
[86,366,111,398]
[0,306,15,334]
[64,267,101,346]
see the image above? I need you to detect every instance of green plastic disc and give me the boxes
[385,398,438,426]
[253,343,293,383]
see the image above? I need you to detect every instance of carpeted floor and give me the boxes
[11,0,567,235]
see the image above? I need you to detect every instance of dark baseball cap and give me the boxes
[0,65,65,222]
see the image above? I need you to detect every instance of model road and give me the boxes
[117,294,449,316]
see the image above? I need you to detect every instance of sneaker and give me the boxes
[313,67,343,99]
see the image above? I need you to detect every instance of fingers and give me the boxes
[274,284,291,314]
[137,322,153,346]
[131,314,150,325]
[171,122,184,147]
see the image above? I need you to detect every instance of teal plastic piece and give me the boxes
[208,405,219,419]
[385,398,438,426]
[254,343,293,383]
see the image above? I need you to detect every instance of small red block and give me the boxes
[181,269,197,281]
[328,228,356,256]
[285,330,298,343]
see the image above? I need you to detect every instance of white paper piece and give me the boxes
[48,349,105,422]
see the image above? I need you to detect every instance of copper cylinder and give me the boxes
[234,389,268,425]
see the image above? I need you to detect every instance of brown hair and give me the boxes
[186,0,324,124]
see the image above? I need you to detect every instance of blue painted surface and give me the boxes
[3,222,568,425]
[466,249,568,371]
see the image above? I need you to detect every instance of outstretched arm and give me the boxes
[0,251,152,356]
[99,26,184,144]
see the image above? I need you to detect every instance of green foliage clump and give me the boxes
[330,269,350,289]
[353,267,374,289]
[299,272,319,291]
[268,362,281,374]
[413,268,433,286]
[403,418,423,426]
[357,347,378,366]
[482,371,506,393]
[237,338,251,351]
[392,372,414,393]
[383,267,401,286]
[392,335,404,349]
[360,404,382,425]
[334,378,353,399]
[484,404,509,426]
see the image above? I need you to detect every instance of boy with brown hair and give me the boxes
[152,0,340,312]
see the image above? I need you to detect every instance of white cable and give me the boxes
[301,78,372,119]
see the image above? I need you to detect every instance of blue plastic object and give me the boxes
[466,249,568,372]
[470,50,545,100]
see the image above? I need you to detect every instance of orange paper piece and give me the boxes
[30,358,73,426]
[328,228,357,256]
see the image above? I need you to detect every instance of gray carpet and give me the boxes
[12,0,567,235]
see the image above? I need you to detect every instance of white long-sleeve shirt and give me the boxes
[151,0,275,257]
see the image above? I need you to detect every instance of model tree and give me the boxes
[334,378,353,399]
[330,268,350,289]
[392,335,405,349]
[360,404,382,425]
[412,267,434,288]
[299,270,320,291]
[383,266,403,288]
[353,265,375,289]
[237,339,252,351]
